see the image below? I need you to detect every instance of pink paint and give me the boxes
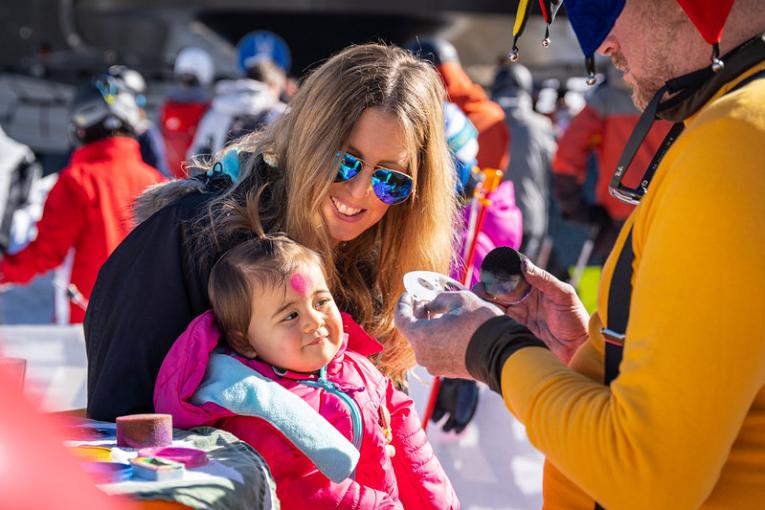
[289,272,311,296]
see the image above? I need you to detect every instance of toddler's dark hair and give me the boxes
[208,199,325,354]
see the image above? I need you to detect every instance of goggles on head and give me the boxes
[334,151,413,205]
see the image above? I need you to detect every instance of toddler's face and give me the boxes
[243,263,343,373]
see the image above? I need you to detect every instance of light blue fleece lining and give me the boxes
[191,352,359,482]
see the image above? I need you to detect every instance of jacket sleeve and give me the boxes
[223,416,404,510]
[387,380,460,510]
[498,114,765,509]
[476,117,510,172]
[188,111,228,159]
[551,104,605,219]
[552,104,603,182]
[1,172,86,284]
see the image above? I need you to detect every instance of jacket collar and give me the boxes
[657,32,765,122]
[608,33,765,205]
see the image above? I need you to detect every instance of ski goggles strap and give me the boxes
[608,84,685,205]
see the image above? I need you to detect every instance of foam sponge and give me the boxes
[116,414,172,448]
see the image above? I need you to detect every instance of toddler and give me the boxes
[155,232,458,509]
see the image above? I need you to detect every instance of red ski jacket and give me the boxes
[160,100,209,178]
[553,84,672,221]
[439,62,510,172]
[0,136,164,322]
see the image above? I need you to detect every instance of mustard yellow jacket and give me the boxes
[501,62,765,509]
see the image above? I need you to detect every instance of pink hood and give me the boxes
[153,310,379,429]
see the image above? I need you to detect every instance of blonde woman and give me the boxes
[85,43,459,421]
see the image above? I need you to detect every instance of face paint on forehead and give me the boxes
[289,272,312,296]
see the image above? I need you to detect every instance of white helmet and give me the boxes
[108,65,146,95]
[174,47,214,87]
[69,73,142,142]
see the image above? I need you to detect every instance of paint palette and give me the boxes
[130,456,185,481]
[403,271,466,302]
[81,461,133,484]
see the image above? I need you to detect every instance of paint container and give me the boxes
[403,271,466,302]
[138,446,208,468]
[130,456,185,481]
[81,461,132,484]
[71,445,113,462]
[116,414,172,448]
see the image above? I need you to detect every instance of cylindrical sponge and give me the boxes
[116,414,172,448]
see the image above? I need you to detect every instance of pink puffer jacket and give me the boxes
[452,180,523,287]
[155,310,459,510]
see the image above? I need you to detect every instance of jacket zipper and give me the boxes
[299,366,363,452]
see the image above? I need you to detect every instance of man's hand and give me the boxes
[395,291,503,379]
[474,259,589,364]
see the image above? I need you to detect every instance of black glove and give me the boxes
[564,203,612,228]
[431,378,480,433]
[584,204,612,229]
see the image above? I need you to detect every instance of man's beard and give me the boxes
[611,51,666,111]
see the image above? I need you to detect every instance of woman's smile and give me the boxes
[330,195,365,218]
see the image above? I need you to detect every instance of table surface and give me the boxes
[66,419,279,510]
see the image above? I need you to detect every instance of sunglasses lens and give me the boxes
[335,152,362,182]
[372,169,413,205]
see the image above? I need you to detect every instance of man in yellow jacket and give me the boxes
[396,0,765,508]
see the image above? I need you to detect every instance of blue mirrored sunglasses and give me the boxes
[334,151,413,205]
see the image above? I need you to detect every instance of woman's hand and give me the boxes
[473,260,589,364]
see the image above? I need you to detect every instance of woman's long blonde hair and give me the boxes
[193,43,459,384]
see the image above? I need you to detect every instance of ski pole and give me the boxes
[422,168,503,431]
[568,223,600,289]
[462,169,503,284]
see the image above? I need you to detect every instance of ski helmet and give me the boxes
[69,73,142,143]
[174,47,214,87]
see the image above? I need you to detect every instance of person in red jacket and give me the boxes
[406,38,510,171]
[552,69,672,256]
[160,47,213,178]
[0,73,163,323]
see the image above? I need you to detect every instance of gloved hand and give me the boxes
[431,378,479,433]
[584,204,612,229]
[564,203,612,228]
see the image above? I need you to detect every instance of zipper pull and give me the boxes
[379,404,396,458]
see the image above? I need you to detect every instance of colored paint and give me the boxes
[138,447,208,468]
[289,272,311,296]
[130,456,185,481]
[81,461,132,484]
[71,445,113,462]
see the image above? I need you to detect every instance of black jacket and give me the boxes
[84,173,233,421]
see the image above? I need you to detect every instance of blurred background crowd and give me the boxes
[0,2,676,507]
[0,0,669,324]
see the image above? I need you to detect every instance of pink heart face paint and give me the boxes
[289,272,311,296]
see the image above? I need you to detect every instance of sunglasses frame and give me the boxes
[334,151,413,205]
